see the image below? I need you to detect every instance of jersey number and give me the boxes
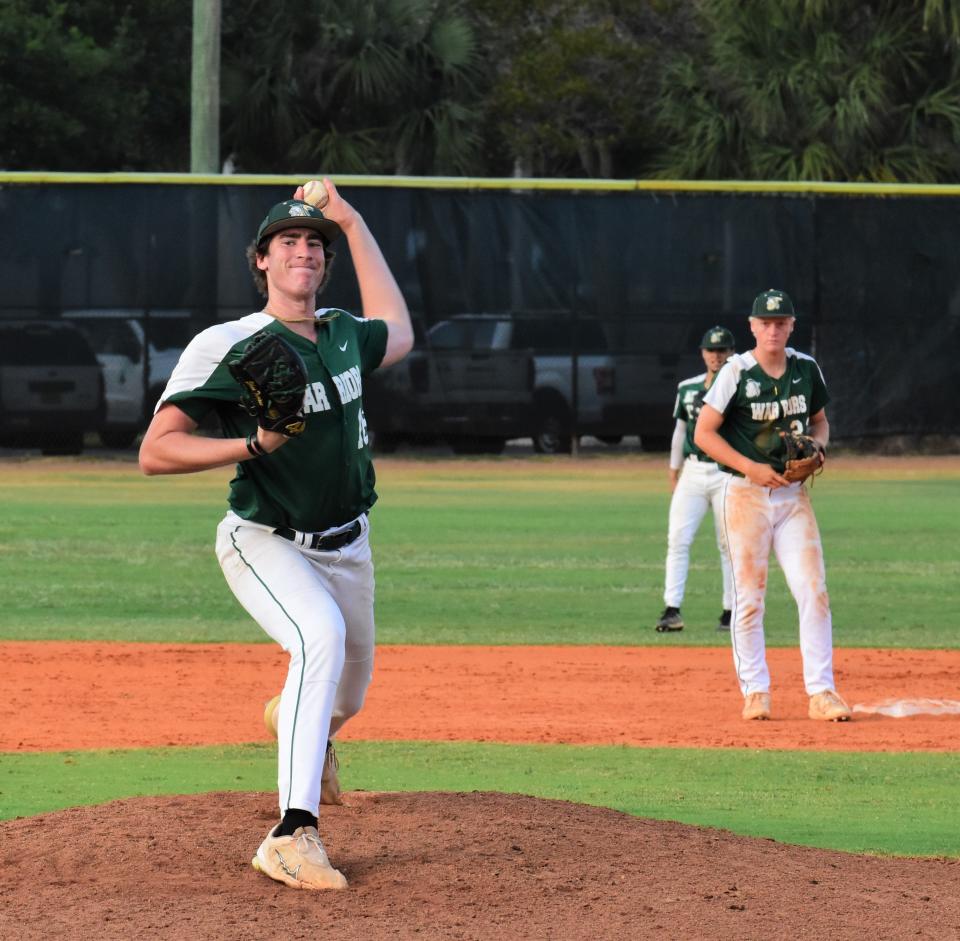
[357,407,369,449]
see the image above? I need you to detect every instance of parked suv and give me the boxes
[0,320,104,454]
[63,309,194,448]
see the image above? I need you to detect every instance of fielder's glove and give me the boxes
[779,431,825,484]
[228,332,308,437]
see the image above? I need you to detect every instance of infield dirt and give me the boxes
[4,642,960,752]
[3,642,960,939]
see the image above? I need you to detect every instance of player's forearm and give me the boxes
[341,214,408,323]
[139,430,273,476]
[808,412,830,451]
[340,213,413,364]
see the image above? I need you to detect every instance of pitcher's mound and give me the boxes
[0,791,956,940]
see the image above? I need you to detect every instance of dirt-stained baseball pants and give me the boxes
[721,477,837,697]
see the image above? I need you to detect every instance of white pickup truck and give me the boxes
[364,312,621,454]
[63,309,194,448]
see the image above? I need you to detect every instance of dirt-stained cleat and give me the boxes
[263,694,281,738]
[252,825,348,890]
[742,692,771,720]
[655,607,684,632]
[321,740,343,806]
[809,690,852,722]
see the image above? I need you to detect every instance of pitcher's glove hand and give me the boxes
[228,332,308,437]
[780,431,825,483]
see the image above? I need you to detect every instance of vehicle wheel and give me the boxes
[40,432,83,455]
[449,436,507,455]
[596,435,623,446]
[100,428,139,449]
[532,414,573,454]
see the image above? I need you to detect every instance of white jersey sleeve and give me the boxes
[669,420,686,470]
[157,312,268,412]
[703,354,748,415]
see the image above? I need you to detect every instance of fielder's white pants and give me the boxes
[721,477,836,697]
[664,457,733,610]
[215,511,375,817]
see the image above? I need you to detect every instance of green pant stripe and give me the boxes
[230,527,306,811]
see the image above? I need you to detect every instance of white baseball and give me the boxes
[302,179,329,209]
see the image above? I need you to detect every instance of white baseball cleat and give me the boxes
[742,691,771,720]
[252,825,348,890]
[809,689,852,722]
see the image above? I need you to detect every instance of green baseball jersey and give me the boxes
[161,309,388,531]
[673,372,712,460]
[702,347,829,474]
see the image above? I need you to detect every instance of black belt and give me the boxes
[274,520,362,551]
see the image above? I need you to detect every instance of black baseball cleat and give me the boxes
[717,609,732,631]
[655,607,684,632]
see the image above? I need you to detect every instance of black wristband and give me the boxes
[245,433,266,458]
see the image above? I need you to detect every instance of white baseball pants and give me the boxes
[215,511,375,817]
[721,477,836,697]
[663,457,733,610]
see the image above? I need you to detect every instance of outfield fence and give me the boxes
[1,174,958,453]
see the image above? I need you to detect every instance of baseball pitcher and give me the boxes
[139,180,414,889]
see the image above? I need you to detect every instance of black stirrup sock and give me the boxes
[278,808,318,836]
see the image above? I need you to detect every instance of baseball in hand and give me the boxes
[302,179,329,210]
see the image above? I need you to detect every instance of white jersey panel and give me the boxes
[157,312,270,411]
[703,351,756,414]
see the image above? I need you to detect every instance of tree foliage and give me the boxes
[654,0,960,181]
[0,0,190,171]
[468,0,693,177]
[221,0,482,174]
[4,0,960,181]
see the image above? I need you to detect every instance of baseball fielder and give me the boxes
[655,326,736,634]
[139,179,414,889]
[694,289,850,723]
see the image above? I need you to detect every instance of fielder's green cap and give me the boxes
[750,288,795,318]
[256,199,342,246]
[700,325,735,350]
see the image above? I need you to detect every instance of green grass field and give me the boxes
[1,454,958,856]
[1,454,957,646]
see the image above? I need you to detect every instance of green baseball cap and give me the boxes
[750,289,795,318]
[255,199,342,246]
[699,325,735,350]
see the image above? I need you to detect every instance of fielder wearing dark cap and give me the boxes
[654,323,737,635]
[700,325,736,350]
[694,287,851,724]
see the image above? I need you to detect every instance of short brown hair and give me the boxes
[246,236,336,299]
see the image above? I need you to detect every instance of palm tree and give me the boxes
[222,0,481,174]
[654,0,960,182]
